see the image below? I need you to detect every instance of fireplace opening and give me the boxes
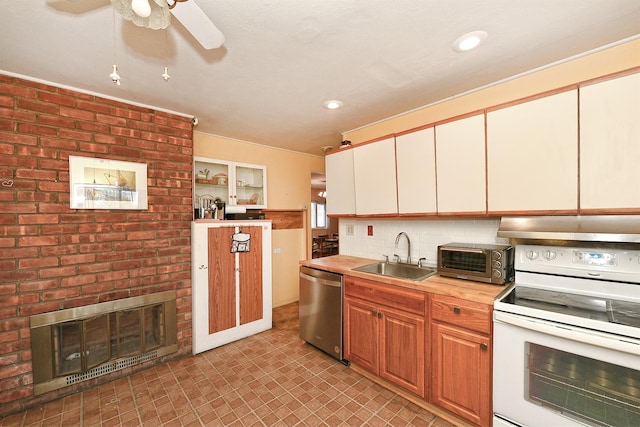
[30,291,177,396]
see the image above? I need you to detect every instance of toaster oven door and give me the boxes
[438,247,491,281]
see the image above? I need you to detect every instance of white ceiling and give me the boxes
[2,1,640,155]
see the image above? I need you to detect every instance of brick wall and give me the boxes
[0,74,194,416]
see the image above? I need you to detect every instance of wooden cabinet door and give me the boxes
[580,72,640,211]
[353,137,398,215]
[207,227,236,334]
[435,114,486,214]
[431,322,491,427]
[379,306,425,398]
[238,226,262,325]
[344,297,379,373]
[396,128,437,214]
[325,148,356,215]
[486,90,578,213]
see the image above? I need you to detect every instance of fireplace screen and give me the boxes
[31,291,177,396]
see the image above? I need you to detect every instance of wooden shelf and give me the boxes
[260,210,304,229]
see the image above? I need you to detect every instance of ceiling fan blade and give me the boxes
[170,0,225,49]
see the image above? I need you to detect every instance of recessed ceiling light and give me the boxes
[323,100,343,110]
[452,31,488,52]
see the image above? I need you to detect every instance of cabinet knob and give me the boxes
[453,306,461,314]
[371,310,377,317]
[377,312,382,319]
[199,265,207,270]
[480,343,488,351]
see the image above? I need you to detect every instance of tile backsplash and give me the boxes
[338,218,508,267]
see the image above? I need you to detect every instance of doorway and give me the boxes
[311,173,338,258]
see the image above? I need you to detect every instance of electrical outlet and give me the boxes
[346,224,354,236]
[274,248,281,254]
[367,225,373,236]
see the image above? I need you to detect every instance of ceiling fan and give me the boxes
[111,0,225,49]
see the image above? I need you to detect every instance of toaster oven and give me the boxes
[437,243,514,285]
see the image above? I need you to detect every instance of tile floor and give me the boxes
[1,303,454,427]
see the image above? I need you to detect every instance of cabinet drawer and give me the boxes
[431,294,491,335]
[344,276,425,315]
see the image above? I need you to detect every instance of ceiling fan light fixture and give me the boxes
[112,0,171,30]
[131,0,151,18]
[452,31,488,52]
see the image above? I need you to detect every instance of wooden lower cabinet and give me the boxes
[431,294,492,427]
[344,276,494,426]
[343,276,425,398]
[191,221,272,355]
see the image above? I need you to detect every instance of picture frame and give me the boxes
[69,155,148,210]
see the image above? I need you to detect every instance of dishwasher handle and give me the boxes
[299,271,342,288]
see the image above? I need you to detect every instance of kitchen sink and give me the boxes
[352,262,436,281]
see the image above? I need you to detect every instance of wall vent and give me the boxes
[64,350,159,386]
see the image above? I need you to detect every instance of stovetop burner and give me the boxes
[502,286,640,328]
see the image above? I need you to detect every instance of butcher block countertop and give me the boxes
[300,255,506,305]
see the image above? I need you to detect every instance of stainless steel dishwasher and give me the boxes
[299,266,348,364]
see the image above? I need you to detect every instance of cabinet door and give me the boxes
[239,226,262,325]
[396,128,437,214]
[194,157,231,210]
[207,227,236,334]
[353,138,397,215]
[234,163,267,208]
[486,90,578,213]
[580,72,640,211]
[436,114,486,214]
[343,297,378,373]
[431,322,491,427]
[379,306,425,398]
[325,149,356,215]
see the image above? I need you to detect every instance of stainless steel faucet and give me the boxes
[394,232,411,264]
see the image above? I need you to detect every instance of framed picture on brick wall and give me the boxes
[69,156,148,210]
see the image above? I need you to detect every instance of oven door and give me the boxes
[493,311,640,427]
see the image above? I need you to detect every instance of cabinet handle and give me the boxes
[453,306,461,314]
[480,343,488,351]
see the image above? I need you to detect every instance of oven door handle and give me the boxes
[494,311,640,356]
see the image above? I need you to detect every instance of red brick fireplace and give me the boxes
[0,74,194,416]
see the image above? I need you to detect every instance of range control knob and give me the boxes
[544,250,557,261]
[526,250,539,260]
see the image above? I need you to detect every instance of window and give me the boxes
[311,202,327,229]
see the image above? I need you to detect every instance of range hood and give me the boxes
[497,216,640,243]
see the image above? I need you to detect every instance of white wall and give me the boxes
[338,218,507,267]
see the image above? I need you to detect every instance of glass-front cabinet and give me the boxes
[194,157,267,215]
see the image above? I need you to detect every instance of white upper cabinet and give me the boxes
[194,157,267,210]
[396,128,437,214]
[353,138,398,215]
[325,148,356,215]
[580,72,640,211]
[486,90,578,213]
[435,114,486,214]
